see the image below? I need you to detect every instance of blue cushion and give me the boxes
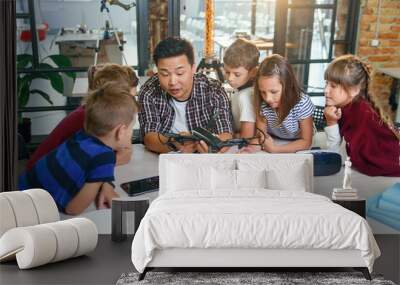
[312,152,342,176]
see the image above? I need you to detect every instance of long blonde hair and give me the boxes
[324,54,399,139]
[254,54,303,125]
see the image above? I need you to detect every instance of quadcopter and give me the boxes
[162,126,265,153]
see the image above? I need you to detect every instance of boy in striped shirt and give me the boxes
[19,82,138,215]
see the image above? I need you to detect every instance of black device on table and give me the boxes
[163,126,261,153]
[120,176,159,196]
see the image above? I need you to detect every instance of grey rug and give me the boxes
[116,271,396,285]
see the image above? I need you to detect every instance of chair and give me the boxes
[0,189,98,269]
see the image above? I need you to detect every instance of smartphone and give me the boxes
[120,176,159,196]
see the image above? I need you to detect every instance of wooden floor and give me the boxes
[1,235,398,285]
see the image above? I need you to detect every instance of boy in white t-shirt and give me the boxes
[223,38,259,138]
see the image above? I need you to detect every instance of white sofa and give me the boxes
[131,153,379,280]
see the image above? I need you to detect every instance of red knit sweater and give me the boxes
[339,98,400,177]
[26,106,86,170]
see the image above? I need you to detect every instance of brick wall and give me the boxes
[357,0,400,116]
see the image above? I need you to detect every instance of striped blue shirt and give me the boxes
[18,131,116,211]
[260,94,314,139]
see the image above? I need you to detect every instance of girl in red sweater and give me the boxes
[26,64,139,170]
[323,55,400,177]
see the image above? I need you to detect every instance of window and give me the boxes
[16,0,142,141]
[179,0,360,100]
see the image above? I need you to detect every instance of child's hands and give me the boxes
[115,145,133,166]
[261,135,276,153]
[239,145,261,153]
[96,182,119,210]
[324,106,342,126]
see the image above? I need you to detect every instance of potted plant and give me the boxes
[17,54,76,142]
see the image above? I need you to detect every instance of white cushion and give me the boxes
[237,169,268,189]
[42,221,79,262]
[23,189,59,224]
[266,161,307,191]
[0,226,57,268]
[0,218,97,269]
[212,168,237,190]
[0,189,59,238]
[0,191,39,228]
[0,196,17,237]
[0,190,98,269]
[159,153,313,194]
[166,159,236,192]
[65,218,98,257]
[160,154,237,194]
[211,169,268,191]
[237,156,312,192]
[168,162,212,191]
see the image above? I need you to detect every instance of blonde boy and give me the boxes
[223,38,259,138]
[19,82,138,215]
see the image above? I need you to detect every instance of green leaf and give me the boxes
[31,72,50,81]
[38,62,55,71]
[18,77,31,107]
[17,54,33,69]
[65,71,77,81]
[47,73,64,94]
[47,54,72,67]
[38,63,64,94]
[30,89,54,105]
[45,54,76,81]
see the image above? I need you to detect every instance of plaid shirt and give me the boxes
[138,73,233,136]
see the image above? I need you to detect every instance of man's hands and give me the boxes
[176,132,198,153]
[96,182,119,210]
[174,131,232,153]
[324,106,342,126]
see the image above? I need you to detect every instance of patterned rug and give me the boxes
[116,271,396,285]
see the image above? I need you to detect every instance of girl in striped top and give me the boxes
[250,54,314,153]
